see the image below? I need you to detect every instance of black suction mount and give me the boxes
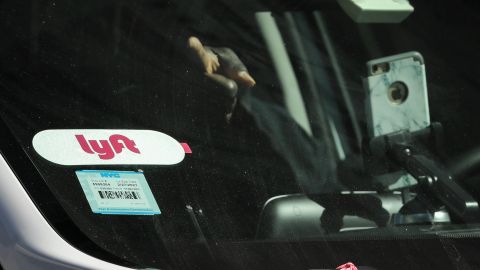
[363,123,480,223]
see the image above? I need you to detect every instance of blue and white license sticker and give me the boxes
[75,170,161,215]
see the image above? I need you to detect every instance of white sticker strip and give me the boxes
[32,129,185,165]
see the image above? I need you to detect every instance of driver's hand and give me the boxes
[187,36,256,122]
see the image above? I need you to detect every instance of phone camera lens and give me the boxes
[388,81,408,105]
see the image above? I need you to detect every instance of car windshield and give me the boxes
[1,0,480,269]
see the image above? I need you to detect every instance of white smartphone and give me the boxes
[363,52,430,190]
[364,51,430,137]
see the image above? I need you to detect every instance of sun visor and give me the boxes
[337,0,414,23]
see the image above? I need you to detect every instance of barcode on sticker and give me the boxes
[98,191,141,200]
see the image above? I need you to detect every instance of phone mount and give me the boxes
[363,123,480,223]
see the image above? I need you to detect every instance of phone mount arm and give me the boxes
[365,123,480,222]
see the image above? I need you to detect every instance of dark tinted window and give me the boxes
[2,0,480,269]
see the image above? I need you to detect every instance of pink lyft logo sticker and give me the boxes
[33,129,188,165]
[75,134,141,160]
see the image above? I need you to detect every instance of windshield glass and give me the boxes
[1,0,480,269]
